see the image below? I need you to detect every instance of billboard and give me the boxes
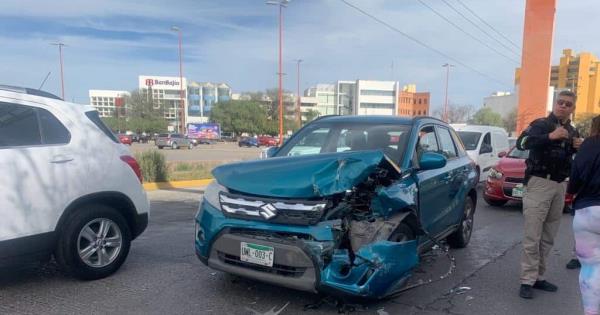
[138,75,187,90]
[187,123,220,140]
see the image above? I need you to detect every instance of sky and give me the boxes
[0,0,598,113]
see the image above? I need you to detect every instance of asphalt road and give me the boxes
[0,187,583,315]
[129,142,263,162]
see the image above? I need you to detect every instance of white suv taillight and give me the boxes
[120,155,143,183]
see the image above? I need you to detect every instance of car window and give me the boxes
[437,127,458,159]
[416,125,439,159]
[0,102,42,147]
[158,133,169,137]
[38,108,71,145]
[449,128,467,157]
[508,147,529,159]
[480,132,492,153]
[287,127,330,156]
[457,131,481,151]
[85,111,119,143]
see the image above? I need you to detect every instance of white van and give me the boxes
[452,125,510,182]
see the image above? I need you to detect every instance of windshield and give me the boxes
[457,131,482,151]
[507,147,529,159]
[276,123,411,164]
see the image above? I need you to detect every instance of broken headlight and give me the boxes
[203,180,227,209]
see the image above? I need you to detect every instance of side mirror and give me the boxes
[261,146,279,159]
[498,151,507,158]
[419,152,447,171]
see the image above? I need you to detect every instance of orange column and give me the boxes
[516,0,556,134]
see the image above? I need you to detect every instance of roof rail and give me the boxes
[0,85,62,100]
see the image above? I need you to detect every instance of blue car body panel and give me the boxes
[196,116,477,299]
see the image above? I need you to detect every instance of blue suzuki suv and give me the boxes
[195,115,477,299]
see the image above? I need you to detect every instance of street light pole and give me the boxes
[267,0,290,145]
[172,26,185,134]
[442,63,455,122]
[51,42,66,99]
[294,59,303,125]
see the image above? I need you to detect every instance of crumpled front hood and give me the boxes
[212,150,399,199]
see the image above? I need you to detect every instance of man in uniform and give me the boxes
[517,90,582,299]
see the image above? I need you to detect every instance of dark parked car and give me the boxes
[196,115,478,299]
[238,137,259,147]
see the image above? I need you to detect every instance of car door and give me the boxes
[415,125,452,237]
[0,101,75,242]
[478,132,494,180]
[434,126,467,230]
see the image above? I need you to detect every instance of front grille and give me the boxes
[505,177,524,184]
[219,192,327,225]
[217,251,306,278]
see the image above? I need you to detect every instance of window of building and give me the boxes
[360,103,394,109]
[360,90,395,96]
[418,99,422,104]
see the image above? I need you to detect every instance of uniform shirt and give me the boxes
[518,112,579,183]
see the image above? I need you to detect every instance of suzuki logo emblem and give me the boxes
[259,203,277,219]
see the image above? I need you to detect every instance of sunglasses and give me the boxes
[557,99,574,108]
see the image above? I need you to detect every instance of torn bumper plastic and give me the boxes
[195,200,419,298]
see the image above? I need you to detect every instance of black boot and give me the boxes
[519,284,533,299]
[566,259,581,269]
[533,280,558,292]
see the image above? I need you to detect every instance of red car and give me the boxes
[118,134,132,145]
[484,147,570,210]
[257,136,278,147]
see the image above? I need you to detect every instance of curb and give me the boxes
[143,179,213,191]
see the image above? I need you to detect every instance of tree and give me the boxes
[574,113,598,137]
[433,104,474,123]
[503,108,518,135]
[210,100,272,135]
[470,107,504,127]
[304,109,319,124]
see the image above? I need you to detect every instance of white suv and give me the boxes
[0,86,149,280]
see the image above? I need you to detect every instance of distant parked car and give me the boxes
[118,134,132,145]
[258,135,278,147]
[221,132,236,142]
[0,85,149,279]
[484,147,571,211]
[155,133,194,150]
[238,137,259,147]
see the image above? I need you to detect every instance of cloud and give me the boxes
[0,0,598,111]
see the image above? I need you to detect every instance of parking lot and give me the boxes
[129,142,263,162]
[0,187,583,315]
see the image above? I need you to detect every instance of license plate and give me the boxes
[240,242,274,267]
[512,184,524,198]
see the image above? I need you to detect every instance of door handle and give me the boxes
[50,155,74,164]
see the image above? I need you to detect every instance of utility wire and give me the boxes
[440,0,521,57]
[455,0,522,50]
[416,0,520,65]
[339,0,511,87]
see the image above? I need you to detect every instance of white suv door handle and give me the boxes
[50,155,74,163]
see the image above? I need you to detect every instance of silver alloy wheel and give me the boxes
[462,200,474,241]
[77,218,122,268]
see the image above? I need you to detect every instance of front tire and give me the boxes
[188,143,194,150]
[447,197,475,248]
[171,142,178,150]
[55,204,132,280]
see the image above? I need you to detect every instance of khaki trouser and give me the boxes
[520,176,565,285]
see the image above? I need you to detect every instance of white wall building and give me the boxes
[483,87,555,119]
[89,90,130,118]
[354,80,399,116]
[138,75,187,128]
[187,82,232,124]
[305,84,336,115]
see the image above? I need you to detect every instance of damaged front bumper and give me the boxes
[195,200,419,299]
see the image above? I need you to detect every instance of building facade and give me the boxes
[89,90,130,118]
[354,80,399,116]
[482,87,554,120]
[397,84,430,117]
[305,84,337,115]
[187,82,231,123]
[138,75,187,129]
[516,49,600,118]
